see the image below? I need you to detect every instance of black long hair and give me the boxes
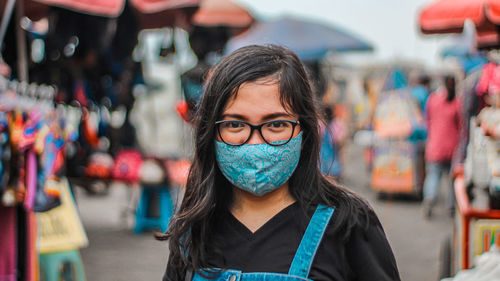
[445,75,456,102]
[158,45,372,275]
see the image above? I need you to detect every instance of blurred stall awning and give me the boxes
[130,0,200,30]
[131,0,199,13]
[477,30,500,49]
[419,0,500,34]
[192,0,253,28]
[224,16,373,61]
[418,0,500,49]
[0,0,201,30]
[33,0,125,17]
[0,0,48,21]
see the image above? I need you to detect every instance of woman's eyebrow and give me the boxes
[262,112,295,120]
[220,112,295,121]
[220,113,248,121]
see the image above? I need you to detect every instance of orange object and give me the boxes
[454,176,500,270]
[53,150,65,176]
[131,0,200,30]
[419,0,500,34]
[452,164,465,178]
[24,0,200,30]
[82,112,100,148]
[370,142,416,194]
[192,0,253,28]
[9,112,25,149]
[419,0,500,48]
[131,0,199,13]
[34,0,124,17]
[176,100,192,123]
[164,158,191,186]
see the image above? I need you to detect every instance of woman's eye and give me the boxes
[267,121,288,128]
[224,121,243,128]
[266,121,289,129]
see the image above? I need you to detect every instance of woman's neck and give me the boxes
[230,184,296,233]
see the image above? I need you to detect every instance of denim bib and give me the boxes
[191,205,335,281]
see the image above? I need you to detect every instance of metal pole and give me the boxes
[16,0,29,81]
[0,0,16,52]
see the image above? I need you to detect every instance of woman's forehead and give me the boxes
[223,79,295,117]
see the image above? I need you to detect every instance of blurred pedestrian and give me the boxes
[422,76,461,218]
[320,106,345,180]
[410,75,431,112]
[158,45,400,281]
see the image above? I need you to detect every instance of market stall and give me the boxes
[370,87,426,198]
[0,0,201,279]
[418,0,500,278]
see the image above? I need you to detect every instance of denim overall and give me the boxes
[192,205,335,281]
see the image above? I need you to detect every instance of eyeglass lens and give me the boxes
[218,120,296,145]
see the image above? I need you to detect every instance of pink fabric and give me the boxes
[425,91,461,162]
[476,63,500,96]
[0,206,17,281]
[476,62,495,96]
[24,150,37,211]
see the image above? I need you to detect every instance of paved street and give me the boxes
[77,143,453,281]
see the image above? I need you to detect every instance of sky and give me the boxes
[237,0,453,67]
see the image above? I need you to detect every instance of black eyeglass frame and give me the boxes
[215,119,301,146]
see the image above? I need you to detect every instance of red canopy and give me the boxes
[131,0,200,30]
[33,0,124,17]
[191,0,253,28]
[0,0,48,21]
[28,0,200,19]
[13,0,200,29]
[419,0,500,34]
[131,0,199,13]
[477,30,500,49]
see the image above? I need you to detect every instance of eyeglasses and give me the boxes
[215,119,300,146]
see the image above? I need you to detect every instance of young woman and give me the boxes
[159,45,400,281]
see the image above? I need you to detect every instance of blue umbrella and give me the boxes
[224,16,373,61]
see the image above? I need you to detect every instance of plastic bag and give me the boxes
[445,245,500,281]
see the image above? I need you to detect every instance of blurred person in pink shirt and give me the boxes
[422,76,461,219]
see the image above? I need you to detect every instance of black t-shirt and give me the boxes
[163,202,401,281]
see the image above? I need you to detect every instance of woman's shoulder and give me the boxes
[317,191,380,239]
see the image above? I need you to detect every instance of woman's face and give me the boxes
[218,78,301,145]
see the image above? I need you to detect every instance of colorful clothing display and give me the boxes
[0,77,83,281]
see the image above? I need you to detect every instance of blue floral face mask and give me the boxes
[215,131,302,196]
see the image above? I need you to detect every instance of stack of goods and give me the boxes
[475,107,500,209]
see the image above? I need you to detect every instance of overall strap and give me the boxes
[288,204,335,278]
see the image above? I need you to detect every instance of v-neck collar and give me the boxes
[224,201,300,240]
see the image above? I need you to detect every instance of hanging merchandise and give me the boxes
[442,59,500,279]
[84,152,114,179]
[111,149,143,183]
[0,76,87,281]
[369,85,426,199]
[476,62,500,97]
[37,177,88,254]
